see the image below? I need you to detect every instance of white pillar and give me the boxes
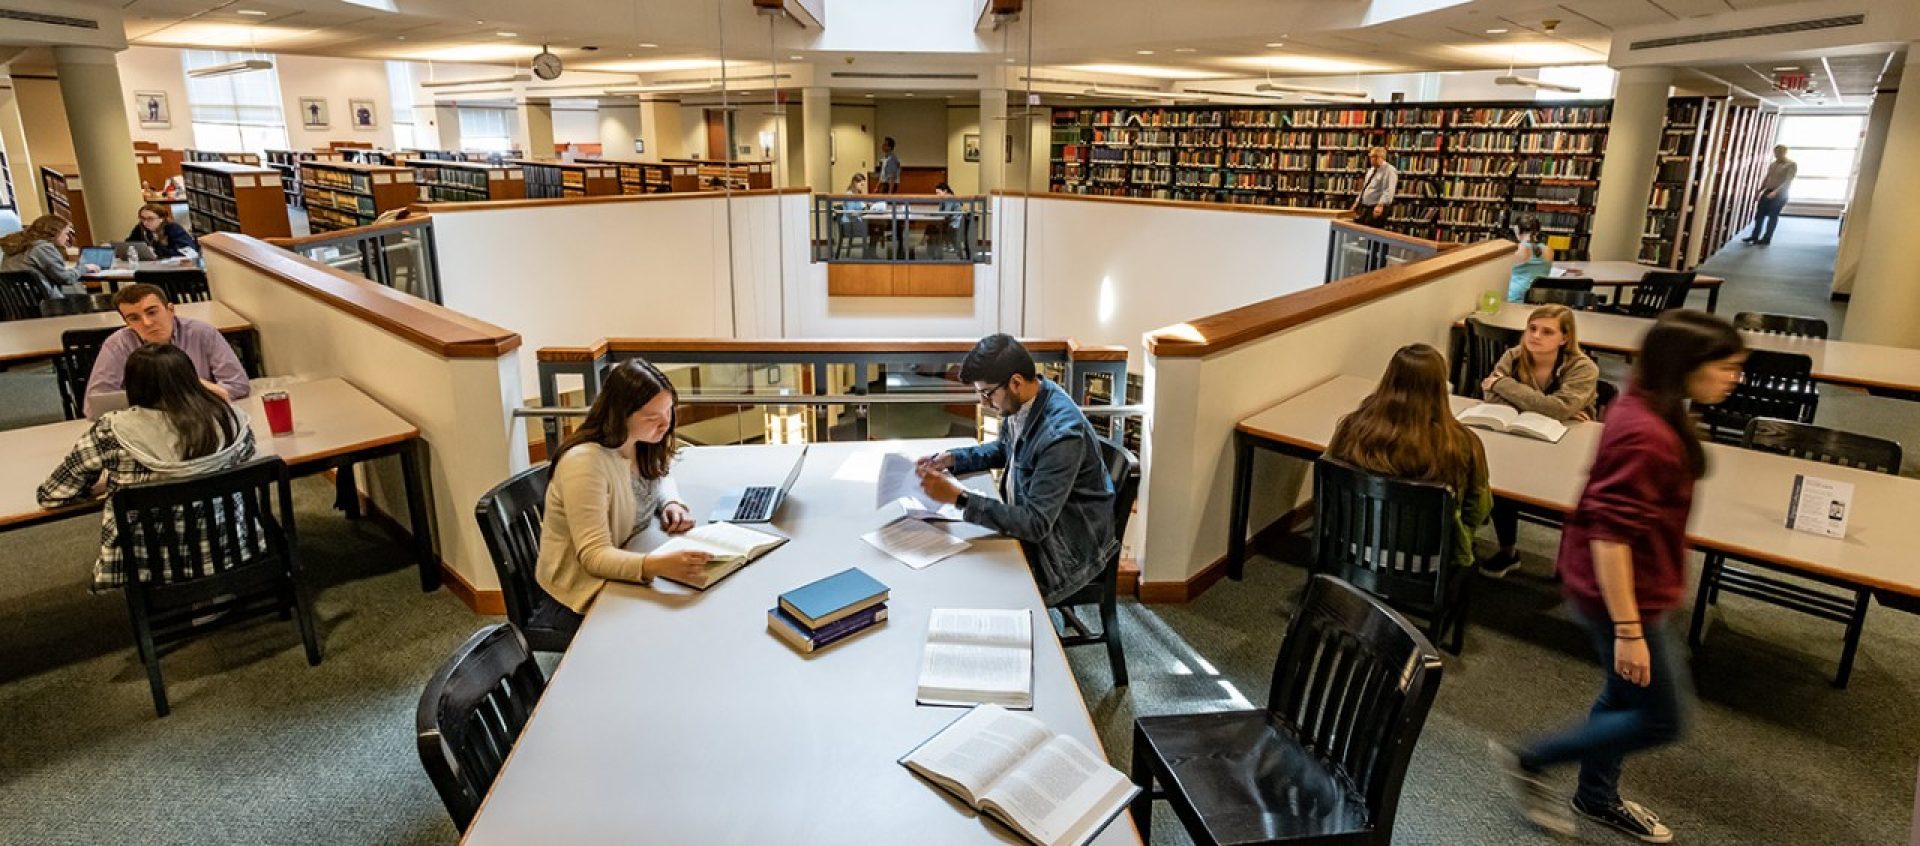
[1589,66,1674,261]
[517,98,554,158]
[1833,86,1897,297]
[802,86,830,193]
[597,97,644,158]
[636,98,681,161]
[979,88,1008,196]
[0,69,43,220]
[53,46,143,243]
[1845,46,1920,347]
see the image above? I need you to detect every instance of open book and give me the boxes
[918,609,1033,709]
[1457,403,1568,443]
[878,452,965,521]
[900,704,1140,846]
[647,521,788,590]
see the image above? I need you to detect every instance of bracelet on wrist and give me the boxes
[1615,634,1644,641]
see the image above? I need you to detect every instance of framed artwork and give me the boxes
[963,133,981,163]
[133,91,170,129]
[350,99,377,130]
[299,98,329,129]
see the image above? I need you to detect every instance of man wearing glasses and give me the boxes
[916,334,1117,604]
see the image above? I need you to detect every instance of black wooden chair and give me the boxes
[111,456,320,716]
[1690,418,1901,687]
[1732,311,1829,340]
[1527,276,1594,294]
[1312,458,1469,653]
[474,463,574,653]
[1130,574,1443,846]
[1459,318,1519,401]
[1696,349,1818,442]
[53,327,123,420]
[1523,287,1599,311]
[1602,270,1694,318]
[136,268,211,303]
[416,623,548,832]
[0,270,52,321]
[1049,440,1139,687]
[1593,379,1620,420]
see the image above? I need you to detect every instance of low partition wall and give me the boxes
[201,234,526,610]
[1136,239,1516,600]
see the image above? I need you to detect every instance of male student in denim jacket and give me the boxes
[916,334,1117,604]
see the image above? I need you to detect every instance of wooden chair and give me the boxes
[1691,419,1901,687]
[1523,287,1599,311]
[1459,317,1519,400]
[1048,440,1138,687]
[416,624,548,832]
[1696,349,1818,442]
[1732,311,1829,340]
[112,456,320,716]
[0,270,51,321]
[1312,458,1470,653]
[53,327,123,420]
[1130,574,1444,846]
[474,463,575,653]
[136,268,211,303]
[1603,270,1694,318]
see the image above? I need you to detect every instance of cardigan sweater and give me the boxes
[535,443,683,613]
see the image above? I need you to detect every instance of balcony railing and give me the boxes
[811,194,990,264]
[268,215,441,303]
[1325,219,1456,283]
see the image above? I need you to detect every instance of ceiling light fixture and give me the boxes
[1136,50,1155,55]
[603,80,720,94]
[1174,47,1196,53]
[790,54,803,60]
[236,9,268,16]
[1485,28,1508,34]
[1084,86,1209,102]
[495,32,517,37]
[1774,65,1799,71]
[1186,87,1289,101]
[638,42,658,48]
[188,59,273,78]
[1257,81,1366,98]
[420,72,533,88]
[1494,74,1581,94]
[1265,42,1285,48]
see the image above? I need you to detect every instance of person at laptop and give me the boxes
[535,359,704,635]
[126,203,198,260]
[0,215,95,297]
[914,334,1116,604]
[84,284,251,418]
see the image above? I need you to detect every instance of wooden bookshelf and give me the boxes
[513,160,621,199]
[401,148,463,162]
[408,159,526,202]
[182,161,291,238]
[1701,103,1779,262]
[571,157,699,194]
[133,147,184,192]
[665,159,774,190]
[299,160,416,232]
[340,148,398,166]
[184,149,261,166]
[0,151,12,211]
[40,165,89,246]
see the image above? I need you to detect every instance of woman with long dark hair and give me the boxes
[37,344,255,589]
[1499,310,1745,843]
[534,359,704,632]
[1327,343,1492,573]
[0,214,95,296]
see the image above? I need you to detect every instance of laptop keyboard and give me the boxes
[734,486,776,520]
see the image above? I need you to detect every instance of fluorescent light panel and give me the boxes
[1257,82,1367,98]
[188,59,273,78]
[1084,86,1209,101]
[1494,75,1581,94]
[421,73,532,88]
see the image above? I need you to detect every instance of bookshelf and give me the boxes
[513,160,621,199]
[185,149,261,166]
[401,148,462,162]
[133,146,184,192]
[265,149,343,207]
[664,159,774,190]
[339,147,397,166]
[407,159,526,202]
[299,160,416,232]
[571,157,700,194]
[1701,103,1780,263]
[1641,97,1713,268]
[40,165,89,246]
[0,151,12,211]
[182,161,291,238]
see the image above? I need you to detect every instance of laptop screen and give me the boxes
[778,445,811,494]
[80,246,115,269]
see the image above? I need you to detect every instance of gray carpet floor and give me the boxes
[2,215,1915,845]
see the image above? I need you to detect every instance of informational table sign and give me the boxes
[1785,474,1854,539]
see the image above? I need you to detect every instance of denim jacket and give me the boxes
[948,379,1116,604]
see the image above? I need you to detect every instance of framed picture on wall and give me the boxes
[963,133,981,163]
[350,99,377,130]
[299,98,329,129]
[133,91,170,129]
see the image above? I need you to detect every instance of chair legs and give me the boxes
[1688,555,1723,649]
[1101,597,1128,688]
[290,582,324,667]
[1690,553,1873,688]
[1128,726,1156,832]
[126,598,170,717]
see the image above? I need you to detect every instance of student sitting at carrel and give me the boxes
[1478,304,1599,577]
[126,203,199,260]
[1327,343,1492,572]
[38,344,257,590]
[84,283,251,418]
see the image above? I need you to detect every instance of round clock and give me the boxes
[532,48,563,80]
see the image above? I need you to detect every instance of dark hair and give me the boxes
[124,344,238,459]
[883,136,896,148]
[113,283,172,309]
[553,358,678,479]
[138,202,175,222]
[934,182,953,194]
[1515,214,1542,239]
[1327,344,1483,493]
[958,334,1037,385]
[1632,310,1745,478]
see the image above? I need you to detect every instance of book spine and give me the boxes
[802,605,889,645]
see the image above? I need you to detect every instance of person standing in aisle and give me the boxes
[1742,145,1797,246]
[1496,310,1746,844]
[876,136,902,194]
[1353,146,1398,228]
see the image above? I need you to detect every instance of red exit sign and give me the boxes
[1775,73,1810,92]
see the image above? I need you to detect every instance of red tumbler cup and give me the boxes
[263,391,293,437]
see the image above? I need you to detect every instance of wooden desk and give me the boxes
[1552,260,1727,312]
[1469,302,1920,398]
[0,377,439,591]
[0,301,251,366]
[462,440,1141,846]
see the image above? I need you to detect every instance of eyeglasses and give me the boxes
[976,379,1010,402]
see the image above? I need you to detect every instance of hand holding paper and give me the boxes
[879,452,965,521]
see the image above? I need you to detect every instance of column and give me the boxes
[636,98,682,161]
[431,104,463,151]
[516,98,554,158]
[53,46,142,243]
[978,88,1008,196]
[1832,86,1897,297]
[1844,47,1920,347]
[596,96,644,158]
[1588,66,1674,261]
[802,86,830,192]
[0,69,43,220]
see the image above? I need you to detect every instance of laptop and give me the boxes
[711,445,809,524]
[79,246,116,269]
[113,242,158,262]
[87,390,130,418]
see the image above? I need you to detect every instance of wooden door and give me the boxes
[705,110,730,161]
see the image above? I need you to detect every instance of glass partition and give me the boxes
[273,217,440,303]
[811,194,991,264]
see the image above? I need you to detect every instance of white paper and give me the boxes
[1786,474,1854,539]
[878,452,965,520]
[863,516,970,569]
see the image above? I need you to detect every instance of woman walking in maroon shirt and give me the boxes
[1498,311,1745,843]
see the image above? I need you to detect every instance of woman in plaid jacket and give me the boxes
[37,344,256,590]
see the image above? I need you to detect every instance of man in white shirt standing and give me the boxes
[1353,146,1398,228]
[1742,145,1797,246]
[876,136,902,194]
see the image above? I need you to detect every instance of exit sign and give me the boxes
[1774,73,1809,92]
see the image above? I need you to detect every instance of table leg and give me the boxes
[334,463,362,519]
[400,443,440,593]
[1706,284,1720,313]
[1227,431,1255,581]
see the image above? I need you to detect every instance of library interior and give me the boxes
[4,1,1920,844]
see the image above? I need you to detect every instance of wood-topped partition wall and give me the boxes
[1135,239,1516,602]
[201,233,525,612]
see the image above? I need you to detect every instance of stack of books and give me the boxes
[768,567,890,654]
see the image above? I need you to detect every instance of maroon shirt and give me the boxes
[1558,386,1696,617]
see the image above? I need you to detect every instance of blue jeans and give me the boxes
[1519,608,1691,807]
[1748,194,1786,242]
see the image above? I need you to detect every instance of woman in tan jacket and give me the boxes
[1477,304,1599,578]
[532,359,709,634]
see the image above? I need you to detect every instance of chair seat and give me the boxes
[1138,710,1371,844]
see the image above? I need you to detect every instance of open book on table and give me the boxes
[900,703,1139,846]
[918,609,1034,709]
[646,521,788,590]
[1457,403,1568,443]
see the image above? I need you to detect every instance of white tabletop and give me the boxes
[1238,375,1920,598]
[0,301,251,365]
[1554,260,1724,287]
[0,377,418,529]
[1468,302,1920,394]
[462,440,1142,846]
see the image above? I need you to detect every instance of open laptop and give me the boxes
[711,445,809,524]
[79,246,116,269]
[87,390,130,418]
[113,242,158,262]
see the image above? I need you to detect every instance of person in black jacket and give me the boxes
[127,203,198,259]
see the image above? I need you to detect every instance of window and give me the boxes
[183,50,288,155]
[458,107,514,152]
[1774,113,1866,204]
[387,61,434,151]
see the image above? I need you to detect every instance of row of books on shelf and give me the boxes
[305,187,377,215]
[187,209,240,235]
[181,169,233,195]
[1514,184,1592,206]
[1519,131,1603,154]
[187,193,242,222]
[306,206,365,232]
[301,166,375,194]
[414,166,495,190]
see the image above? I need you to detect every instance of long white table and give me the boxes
[462,440,1141,845]
[0,301,251,366]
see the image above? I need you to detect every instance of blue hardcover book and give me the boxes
[768,604,888,653]
[778,567,890,628]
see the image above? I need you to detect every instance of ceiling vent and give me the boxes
[0,7,101,29]
[830,71,979,81]
[1629,14,1864,51]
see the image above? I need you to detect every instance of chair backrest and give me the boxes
[1460,318,1520,399]
[1743,418,1901,474]
[110,456,293,589]
[1268,574,1443,841]
[1733,311,1829,340]
[135,268,211,303]
[1593,379,1620,419]
[1524,287,1599,310]
[0,270,51,321]
[1095,440,1140,540]
[1699,349,1818,427]
[416,623,548,832]
[1526,277,1594,294]
[1311,458,1458,613]
[54,326,123,421]
[473,464,552,634]
[1625,270,1696,315]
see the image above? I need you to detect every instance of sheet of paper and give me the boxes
[877,452,965,520]
[863,516,970,569]
[1786,474,1854,539]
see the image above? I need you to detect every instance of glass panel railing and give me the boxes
[1325,219,1454,283]
[272,216,440,303]
[811,194,990,264]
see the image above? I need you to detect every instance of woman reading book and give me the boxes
[1327,343,1492,574]
[535,359,704,634]
[1477,304,1599,577]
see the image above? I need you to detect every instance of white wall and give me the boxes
[831,102,877,191]
[553,101,599,146]
[275,53,396,150]
[116,46,194,149]
[875,99,948,168]
[946,106,981,194]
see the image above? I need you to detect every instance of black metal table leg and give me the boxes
[1227,430,1255,581]
[334,463,362,518]
[400,443,440,593]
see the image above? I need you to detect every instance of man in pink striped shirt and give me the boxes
[83,283,250,418]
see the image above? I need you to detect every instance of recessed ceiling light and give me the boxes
[1774,66,1800,71]
[1265,42,1285,48]
[1136,50,1155,55]
[474,19,484,24]
[1485,28,1508,34]
[1004,58,1016,63]
[396,35,406,40]
[1173,47,1196,53]
[904,92,915,97]
[789,54,803,60]
[638,42,658,48]
[236,9,268,16]
[495,32,517,37]
[863,93,873,98]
